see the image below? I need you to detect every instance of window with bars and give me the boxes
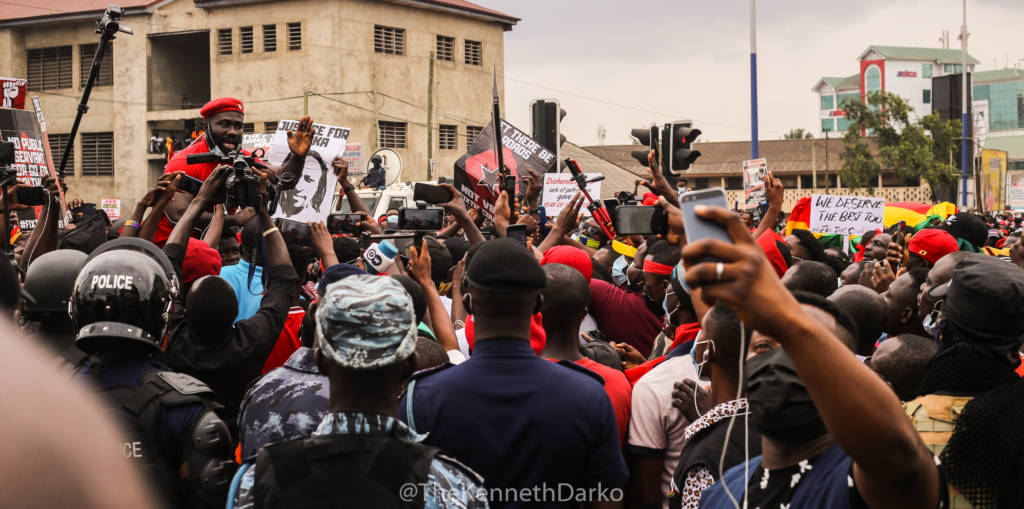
[240,27,254,53]
[439,125,457,150]
[27,46,72,91]
[465,40,481,66]
[243,123,254,133]
[378,121,406,148]
[218,29,232,55]
[263,25,277,52]
[265,121,278,133]
[374,26,405,55]
[287,23,301,50]
[48,134,72,172]
[466,125,484,141]
[81,132,114,176]
[78,44,113,88]
[436,36,454,62]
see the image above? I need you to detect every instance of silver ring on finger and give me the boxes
[715,262,724,282]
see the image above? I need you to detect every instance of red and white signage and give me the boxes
[897,71,918,77]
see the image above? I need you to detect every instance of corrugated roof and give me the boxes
[562,142,644,200]
[984,136,1024,160]
[0,0,159,24]
[862,45,980,65]
[583,138,878,178]
[0,0,517,26]
[815,74,860,92]
[974,68,1024,84]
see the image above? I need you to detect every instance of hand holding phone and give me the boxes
[503,175,517,199]
[275,218,312,246]
[679,188,733,262]
[327,213,365,235]
[176,175,204,196]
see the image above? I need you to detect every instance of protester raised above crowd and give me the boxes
[6,94,1024,509]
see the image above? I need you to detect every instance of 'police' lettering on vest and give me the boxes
[92,275,134,291]
[121,441,142,458]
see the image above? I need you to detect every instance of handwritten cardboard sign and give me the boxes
[809,194,884,235]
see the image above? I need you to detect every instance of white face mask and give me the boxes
[691,330,712,383]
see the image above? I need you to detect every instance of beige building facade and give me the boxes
[0,0,517,211]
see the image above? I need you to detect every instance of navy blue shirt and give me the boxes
[77,356,206,463]
[400,338,628,508]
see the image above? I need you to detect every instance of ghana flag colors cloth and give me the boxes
[785,197,957,248]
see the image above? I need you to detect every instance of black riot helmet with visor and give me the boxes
[72,238,179,354]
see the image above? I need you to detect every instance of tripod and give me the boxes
[564,158,616,240]
[57,5,132,179]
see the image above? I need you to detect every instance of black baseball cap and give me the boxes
[930,255,1024,342]
[466,238,546,293]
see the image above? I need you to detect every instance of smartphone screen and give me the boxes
[178,175,204,196]
[650,126,661,165]
[275,218,311,246]
[506,223,528,246]
[72,203,98,219]
[16,186,47,206]
[679,188,732,258]
[327,213,364,235]
[413,183,454,205]
[615,206,657,236]
[503,175,517,198]
[398,207,444,231]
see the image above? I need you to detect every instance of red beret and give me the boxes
[909,228,958,266]
[200,97,244,118]
[182,237,223,295]
[541,245,593,283]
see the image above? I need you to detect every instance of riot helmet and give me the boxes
[22,249,88,322]
[72,238,179,354]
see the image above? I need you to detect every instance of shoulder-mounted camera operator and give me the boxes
[152,97,315,247]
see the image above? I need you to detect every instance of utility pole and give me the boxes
[371,75,381,150]
[960,1,970,209]
[824,129,830,194]
[750,0,759,159]
[812,134,817,189]
[427,51,435,179]
[303,88,308,116]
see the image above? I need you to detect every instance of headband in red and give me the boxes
[643,260,674,275]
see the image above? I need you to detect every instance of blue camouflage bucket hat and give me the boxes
[316,274,417,369]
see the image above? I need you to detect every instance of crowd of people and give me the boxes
[3,96,1024,509]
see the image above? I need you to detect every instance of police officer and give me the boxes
[73,237,237,509]
[243,275,487,509]
[400,238,628,506]
[360,155,386,188]
[20,249,90,371]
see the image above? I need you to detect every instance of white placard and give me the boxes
[101,199,120,220]
[342,143,366,180]
[267,120,350,223]
[809,194,884,235]
[541,173,602,218]
[742,158,767,209]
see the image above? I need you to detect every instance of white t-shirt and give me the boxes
[627,354,708,509]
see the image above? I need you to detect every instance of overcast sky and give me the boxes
[480,0,1024,147]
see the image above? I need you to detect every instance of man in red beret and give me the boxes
[151,97,316,246]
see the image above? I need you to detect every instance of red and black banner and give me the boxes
[454,119,555,221]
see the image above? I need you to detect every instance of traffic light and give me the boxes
[530,98,567,172]
[667,120,702,174]
[630,126,660,167]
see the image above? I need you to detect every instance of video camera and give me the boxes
[186,147,280,213]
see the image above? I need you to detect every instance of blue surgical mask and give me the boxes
[387,215,398,225]
[612,256,629,286]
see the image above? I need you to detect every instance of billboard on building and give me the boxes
[1007,170,1024,211]
[979,149,1006,211]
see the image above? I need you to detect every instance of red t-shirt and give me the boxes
[576,357,632,449]
[588,280,661,358]
[261,306,305,374]
[153,136,262,246]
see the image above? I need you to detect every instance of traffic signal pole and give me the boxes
[750,0,759,160]
[960,0,969,208]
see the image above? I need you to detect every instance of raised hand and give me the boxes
[286,116,316,157]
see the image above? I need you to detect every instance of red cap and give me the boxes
[908,228,958,266]
[641,192,658,206]
[182,238,223,295]
[200,97,244,119]
[541,245,593,283]
[756,229,789,278]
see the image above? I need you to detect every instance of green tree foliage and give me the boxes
[839,91,961,193]
[784,128,813,139]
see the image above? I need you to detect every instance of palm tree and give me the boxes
[783,128,813,139]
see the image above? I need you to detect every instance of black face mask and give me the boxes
[642,283,666,318]
[744,347,828,447]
